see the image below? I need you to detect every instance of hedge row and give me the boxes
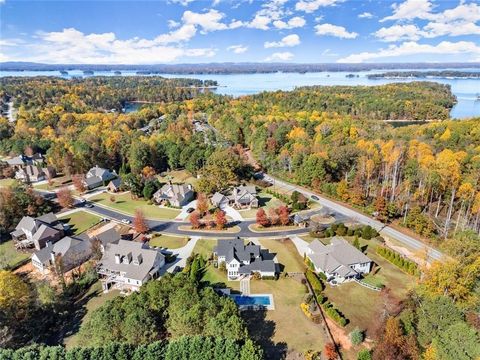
[305,270,324,294]
[264,188,291,204]
[376,247,419,276]
[322,302,348,327]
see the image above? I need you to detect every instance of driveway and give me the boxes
[164,236,201,273]
[176,200,197,220]
[222,205,244,221]
[289,235,309,258]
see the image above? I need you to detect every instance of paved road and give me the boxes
[267,174,444,262]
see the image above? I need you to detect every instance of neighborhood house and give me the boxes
[97,240,165,293]
[214,238,276,280]
[31,234,93,274]
[211,185,258,209]
[153,183,194,207]
[15,165,56,182]
[107,177,122,192]
[6,153,44,168]
[83,165,117,190]
[10,213,65,250]
[306,236,373,283]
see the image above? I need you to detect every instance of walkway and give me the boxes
[289,235,309,258]
[176,200,197,220]
[240,278,250,295]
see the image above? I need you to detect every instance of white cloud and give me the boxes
[227,44,248,54]
[381,0,435,22]
[273,16,306,29]
[295,0,341,13]
[169,0,195,6]
[265,34,301,48]
[0,0,6,4]
[375,24,421,42]
[338,40,480,63]
[4,28,216,64]
[358,12,373,19]
[154,24,197,44]
[167,20,180,29]
[247,15,272,30]
[182,9,228,33]
[315,23,358,38]
[423,21,480,37]
[264,51,294,61]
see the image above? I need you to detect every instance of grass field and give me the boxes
[63,281,120,349]
[149,234,189,249]
[258,238,306,273]
[34,175,72,190]
[89,192,181,219]
[59,211,101,234]
[191,238,217,258]
[158,170,197,186]
[0,178,17,188]
[0,240,30,269]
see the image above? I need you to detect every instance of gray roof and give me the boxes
[307,237,372,276]
[86,166,115,181]
[211,192,227,204]
[99,240,164,281]
[33,234,91,265]
[154,183,193,203]
[94,228,122,247]
[14,213,59,236]
[215,238,276,274]
[108,177,122,188]
[84,176,102,186]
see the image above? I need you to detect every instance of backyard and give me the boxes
[0,240,30,269]
[0,178,16,188]
[89,192,181,219]
[63,281,120,349]
[157,169,197,186]
[149,234,189,249]
[33,175,72,190]
[59,211,102,234]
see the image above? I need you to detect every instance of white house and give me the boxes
[97,240,165,293]
[306,236,372,284]
[10,213,64,250]
[83,165,117,190]
[153,183,194,207]
[214,238,276,280]
[31,234,92,274]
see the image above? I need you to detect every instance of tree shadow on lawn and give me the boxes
[242,310,288,360]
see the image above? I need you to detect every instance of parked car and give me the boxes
[187,207,195,213]
[79,198,86,203]
[310,195,320,201]
[121,219,131,224]
[84,203,93,208]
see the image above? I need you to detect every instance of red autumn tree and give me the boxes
[72,174,86,193]
[196,193,209,216]
[278,205,290,226]
[133,209,149,234]
[57,187,74,208]
[214,209,227,230]
[324,343,337,360]
[256,208,270,227]
[189,211,201,229]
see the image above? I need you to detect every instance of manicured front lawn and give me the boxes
[89,192,181,219]
[258,238,306,273]
[59,211,101,234]
[63,281,120,349]
[0,240,30,269]
[157,170,197,186]
[34,175,72,190]
[0,178,17,188]
[149,234,189,249]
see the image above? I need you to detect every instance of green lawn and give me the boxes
[59,211,101,234]
[0,178,17,188]
[191,238,218,258]
[149,234,189,249]
[89,192,181,219]
[0,240,30,269]
[34,175,72,190]
[63,281,120,349]
[258,238,306,273]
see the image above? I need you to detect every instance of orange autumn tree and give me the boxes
[57,187,74,208]
[133,209,149,234]
[256,208,270,227]
[214,209,227,230]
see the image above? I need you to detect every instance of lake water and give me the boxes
[1,68,479,119]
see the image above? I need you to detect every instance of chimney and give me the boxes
[50,251,56,264]
[133,254,143,265]
[114,254,121,264]
[46,241,52,248]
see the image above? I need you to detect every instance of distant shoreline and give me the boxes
[1,62,479,75]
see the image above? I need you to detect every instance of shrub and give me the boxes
[305,270,324,293]
[376,247,419,276]
[350,328,364,345]
[322,302,347,327]
[357,349,372,360]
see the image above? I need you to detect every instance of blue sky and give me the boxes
[0,0,479,64]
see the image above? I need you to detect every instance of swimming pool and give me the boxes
[230,294,275,310]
